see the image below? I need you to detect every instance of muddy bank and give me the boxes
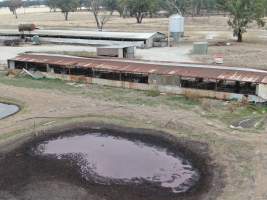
[0,123,223,200]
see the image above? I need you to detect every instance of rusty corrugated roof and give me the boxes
[9,54,267,84]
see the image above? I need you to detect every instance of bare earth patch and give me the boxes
[1,8,267,68]
[0,75,266,200]
[192,41,267,70]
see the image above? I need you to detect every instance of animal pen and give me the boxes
[7,54,267,103]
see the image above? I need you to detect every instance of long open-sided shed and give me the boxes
[0,29,165,48]
[7,54,267,102]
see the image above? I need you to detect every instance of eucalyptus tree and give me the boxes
[47,0,57,12]
[225,0,265,42]
[56,0,80,20]
[165,0,190,15]
[125,0,159,23]
[86,0,116,30]
[7,0,23,18]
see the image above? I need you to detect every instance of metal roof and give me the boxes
[0,29,163,40]
[97,45,136,49]
[9,54,267,84]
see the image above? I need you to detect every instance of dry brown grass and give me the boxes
[183,90,202,102]
[0,7,248,33]
[192,41,267,70]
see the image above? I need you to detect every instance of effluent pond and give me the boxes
[33,132,199,193]
[0,103,19,119]
[0,126,206,200]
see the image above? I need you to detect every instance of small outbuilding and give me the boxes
[97,45,135,59]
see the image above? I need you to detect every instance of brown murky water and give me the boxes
[0,103,19,119]
[33,132,199,193]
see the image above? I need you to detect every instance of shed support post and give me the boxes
[256,84,267,100]
[8,61,15,69]
[46,64,51,72]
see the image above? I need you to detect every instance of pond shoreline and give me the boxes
[0,122,224,200]
[0,102,20,120]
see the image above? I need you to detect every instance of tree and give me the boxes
[126,0,153,23]
[55,0,80,20]
[165,0,190,15]
[47,0,58,12]
[203,0,217,14]
[147,0,161,17]
[117,0,128,17]
[87,0,114,30]
[165,0,223,16]
[7,0,23,19]
[103,0,119,14]
[225,0,265,42]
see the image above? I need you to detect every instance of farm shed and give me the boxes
[7,54,267,103]
[0,30,166,48]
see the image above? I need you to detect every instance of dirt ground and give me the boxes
[1,7,267,69]
[0,44,193,66]
[2,7,228,32]
[1,6,267,200]
[192,41,267,70]
[0,74,267,200]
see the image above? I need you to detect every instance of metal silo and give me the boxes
[169,14,184,46]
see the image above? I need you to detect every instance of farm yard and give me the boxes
[1,7,267,69]
[1,2,267,200]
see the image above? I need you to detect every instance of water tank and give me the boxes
[169,14,184,33]
[193,42,208,55]
[32,35,40,45]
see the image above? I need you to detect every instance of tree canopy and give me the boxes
[47,0,80,20]
[1,0,267,41]
[125,0,153,23]
[7,0,23,19]
[225,0,265,42]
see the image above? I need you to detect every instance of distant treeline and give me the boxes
[1,0,266,43]
[0,0,47,7]
[0,0,232,17]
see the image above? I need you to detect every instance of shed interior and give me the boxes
[13,61,258,95]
